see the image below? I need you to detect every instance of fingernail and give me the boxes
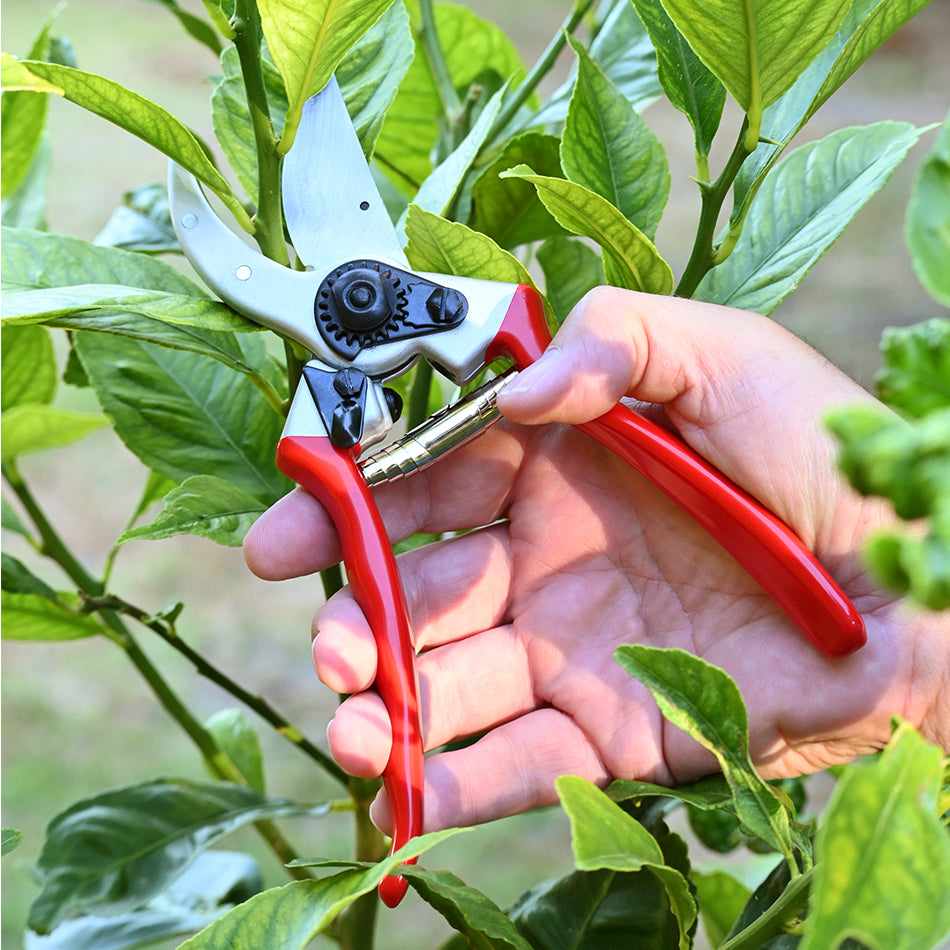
[501,346,561,399]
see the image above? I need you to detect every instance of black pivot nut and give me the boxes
[425,286,466,325]
[329,267,397,333]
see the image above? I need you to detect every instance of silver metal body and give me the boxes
[169,77,518,457]
[359,370,514,484]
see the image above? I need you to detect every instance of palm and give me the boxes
[298,419,901,832]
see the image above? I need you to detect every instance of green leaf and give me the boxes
[1,496,32,540]
[696,122,921,314]
[906,112,950,306]
[258,0,396,155]
[562,36,669,239]
[1,227,206,296]
[536,237,604,325]
[1,323,56,410]
[533,2,660,128]
[2,283,254,333]
[2,46,51,200]
[211,46,287,205]
[608,774,733,811]
[629,0,725,161]
[731,0,932,227]
[502,166,674,295]
[692,869,751,947]
[658,0,851,119]
[205,710,266,793]
[120,475,265,547]
[1,405,108,462]
[336,0,414,162]
[399,81,508,237]
[400,867,533,950]
[468,132,565,250]
[404,204,538,289]
[556,776,696,950]
[826,404,949,521]
[877,319,950,418]
[0,52,64,95]
[2,828,22,857]
[376,2,528,193]
[12,61,248,229]
[74,332,287,504]
[614,645,793,860]
[2,135,51,230]
[24,852,260,950]
[28,780,327,935]
[802,722,950,950]
[93,183,179,254]
[179,827,469,949]
[511,867,684,950]
[1,590,102,641]
[142,0,224,55]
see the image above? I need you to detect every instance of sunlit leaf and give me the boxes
[615,646,793,859]
[658,0,851,120]
[502,166,673,294]
[257,0,396,155]
[802,722,950,950]
[93,183,179,254]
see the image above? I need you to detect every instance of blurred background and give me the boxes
[2,1,948,947]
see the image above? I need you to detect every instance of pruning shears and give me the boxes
[169,76,865,907]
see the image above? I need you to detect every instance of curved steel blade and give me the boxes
[282,76,408,273]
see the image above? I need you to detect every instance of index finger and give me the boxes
[243,421,527,581]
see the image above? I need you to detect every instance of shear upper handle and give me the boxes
[487,286,867,658]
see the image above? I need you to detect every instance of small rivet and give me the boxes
[236,265,252,281]
[181,213,198,229]
[359,200,370,211]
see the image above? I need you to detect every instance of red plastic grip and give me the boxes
[487,285,866,657]
[276,435,423,907]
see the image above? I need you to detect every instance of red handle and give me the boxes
[487,286,866,657]
[276,435,423,907]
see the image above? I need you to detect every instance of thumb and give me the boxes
[496,288,713,426]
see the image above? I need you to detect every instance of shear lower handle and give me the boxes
[487,286,866,658]
[276,435,424,908]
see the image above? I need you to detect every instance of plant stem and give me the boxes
[6,463,318,878]
[406,360,434,431]
[418,0,462,128]
[3,462,103,595]
[674,119,755,299]
[490,0,596,140]
[719,869,812,950]
[102,618,315,881]
[87,593,351,788]
[232,0,288,266]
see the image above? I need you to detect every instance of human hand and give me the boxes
[244,289,948,834]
